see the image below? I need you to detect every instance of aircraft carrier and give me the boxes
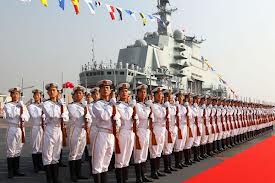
[79,0,227,96]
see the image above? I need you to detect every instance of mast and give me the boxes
[154,0,177,36]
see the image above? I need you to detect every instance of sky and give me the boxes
[0,0,275,102]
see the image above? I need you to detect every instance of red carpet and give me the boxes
[183,136,275,183]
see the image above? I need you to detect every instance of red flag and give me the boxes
[106,4,116,20]
[71,0,80,15]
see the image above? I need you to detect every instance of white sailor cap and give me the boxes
[96,80,112,87]
[151,87,164,94]
[174,90,185,96]
[45,83,59,90]
[32,89,43,94]
[118,83,130,90]
[90,87,100,93]
[72,86,85,95]
[8,87,22,93]
[136,84,148,91]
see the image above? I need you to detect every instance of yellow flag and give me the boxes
[139,13,148,26]
[41,0,48,7]
[71,0,80,15]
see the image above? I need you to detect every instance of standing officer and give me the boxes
[68,86,91,182]
[148,87,166,179]
[28,89,44,173]
[42,83,69,183]
[134,84,152,183]
[199,96,209,159]
[162,89,178,174]
[4,87,30,178]
[115,83,135,183]
[173,91,187,169]
[92,80,121,183]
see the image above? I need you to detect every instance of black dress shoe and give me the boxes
[157,171,166,177]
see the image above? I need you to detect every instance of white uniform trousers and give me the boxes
[184,124,195,149]
[200,124,209,145]
[31,125,43,154]
[42,125,62,165]
[134,128,150,164]
[193,123,202,147]
[92,130,114,174]
[7,126,24,158]
[88,125,98,156]
[149,125,165,159]
[68,126,86,161]
[163,126,177,155]
[174,125,187,152]
[115,129,134,168]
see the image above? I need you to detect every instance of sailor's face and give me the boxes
[188,96,193,104]
[100,85,111,98]
[154,91,163,103]
[92,91,100,101]
[33,93,41,103]
[168,93,173,103]
[86,95,92,103]
[137,88,147,102]
[47,87,58,99]
[119,88,129,101]
[74,90,84,102]
[11,91,20,102]
[177,95,183,104]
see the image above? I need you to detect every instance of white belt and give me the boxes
[97,128,113,134]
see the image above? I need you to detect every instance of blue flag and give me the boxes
[59,0,65,10]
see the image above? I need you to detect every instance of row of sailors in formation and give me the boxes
[3,80,275,183]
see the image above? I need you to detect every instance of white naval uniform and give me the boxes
[174,103,187,152]
[92,98,121,174]
[149,102,166,159]
[200,104,209,145]
[88,102,98,156]
[68,102,92,161]
[115,101,135,168]
[163,102,178,155]
[42,100,69,165]
[221,105,228,139]
[4,101,30,158]
[217,105,223,141]
[134,102,151,164]
[28,103,44,154]
[193,103,202,147]
[184,102,195,150]
[207,104,215,143]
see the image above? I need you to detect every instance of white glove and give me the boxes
[42,114,46,121]
[83,101,88,107]
[164,101,170,108]
[18,101,24,107]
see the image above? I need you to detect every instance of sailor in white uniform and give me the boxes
[134,84,152,183]
[115,83,136,183]
[28,89,44,173]
[42,83,69,183]
[92,80,121,183]
[4,87,30,178]
[68,86,91,182]
[148,87,166,179]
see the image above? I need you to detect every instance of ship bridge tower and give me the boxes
[155,0,177,36]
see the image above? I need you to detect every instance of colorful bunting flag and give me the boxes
[71,0,80,15]
[84,0,96,15]
[125,9,137,21]
[59,0,65,10]
[106,4,116,20]
[41,0,48,7]
[147,14,155,22]
[95,1,101,7]
[116,7,123,21]
[139,13,147,26]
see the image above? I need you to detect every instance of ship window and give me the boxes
[96,71,100,75]
[115,71,118,74]
[92,72,96,76]
[128,72,131,76]
[131,73,134,76]
[101,71,104,75]
[86,73,89,77]
[120,71,125,75]
[107,72,112,75]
